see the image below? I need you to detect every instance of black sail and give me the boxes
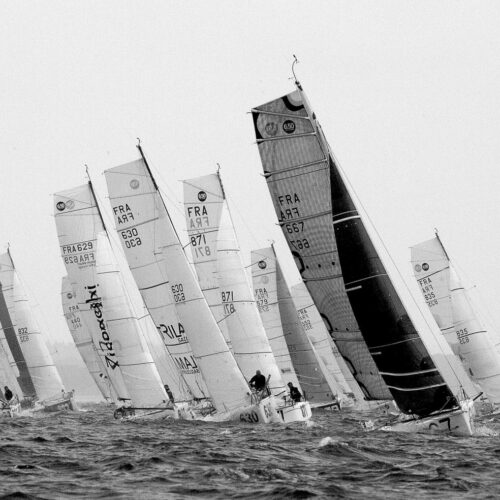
[330,157,457,416]
[251,89,391,401]
[252,86,458,416]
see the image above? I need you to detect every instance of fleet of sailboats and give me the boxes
[0,66,496,436]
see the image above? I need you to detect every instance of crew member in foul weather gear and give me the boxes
[287,382,302,403]
[3,386,13,402]
[249,370,266,391]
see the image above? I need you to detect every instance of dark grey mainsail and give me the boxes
[0,281,36,397]
[252,84,459,415]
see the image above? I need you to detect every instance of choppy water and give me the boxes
[1,406,500,499]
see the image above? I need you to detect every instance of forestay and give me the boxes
[251,91,390,401]
[0,250,64,401]
[412,236,500,404]
[104,160,208,402]
[61,276,114,402]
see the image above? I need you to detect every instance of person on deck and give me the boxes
[249,370,266,392]
[287,382,302,403]
[4,386,13,402]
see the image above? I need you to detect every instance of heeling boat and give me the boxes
[291,282,368,408]
[0,249,73,413]
[251,75,474,436]
[61,276,115,403]
[251,246,343,409]
[251,92,391,404]
[411,233,500,408]
[104,150,282,424]
[184,172,311,423]
[54,183,173,421]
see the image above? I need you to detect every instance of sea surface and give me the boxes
[1,405,500,499]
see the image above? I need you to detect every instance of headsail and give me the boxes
[291,281,365,403]
[412,235,500,404]
[61,275,114,402]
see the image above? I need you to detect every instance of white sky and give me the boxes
[1,1,500,350]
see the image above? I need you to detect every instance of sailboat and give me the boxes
[104,149,288,424]
[61,276,115,403]
[251,68,475,435]
[251,246,344,409]
[54,182,174,420]
[184,172,311,423]
[0,249,73,413]
[411,232,500,409]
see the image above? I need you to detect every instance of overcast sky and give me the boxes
[1,1,500,351]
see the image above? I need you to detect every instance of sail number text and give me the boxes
[120,228,142,248]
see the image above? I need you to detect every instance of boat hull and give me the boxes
[380,400,474,436]
[276,401,312,423]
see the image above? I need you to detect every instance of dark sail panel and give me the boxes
[329,156,458,416]
[252,91,391,401]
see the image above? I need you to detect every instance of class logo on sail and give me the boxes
[265,122,278,136]
[258,260,267,269]
[283,120,296,134]
[198,191,207,202]
[56,201,66,211]
[130,179,140,189]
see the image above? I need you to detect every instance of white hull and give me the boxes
[380,400,474,437]
[33,392,76,413]
[276,401,312,423]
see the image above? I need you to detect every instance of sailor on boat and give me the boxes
[249,370,266,390]
[4,386,13,402]
[287,382,302,403]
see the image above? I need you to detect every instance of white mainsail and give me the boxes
[54,183,136,404]
[0,250,65,401]
[104,159,209,403]
[412,235,500,404]
[61,275,113,402]
[184,174,286,396]
[105,154,252,414]
[291,282,365,403]
[251,248,301,390]
[183,174,232,348]
[252,247,342,404]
